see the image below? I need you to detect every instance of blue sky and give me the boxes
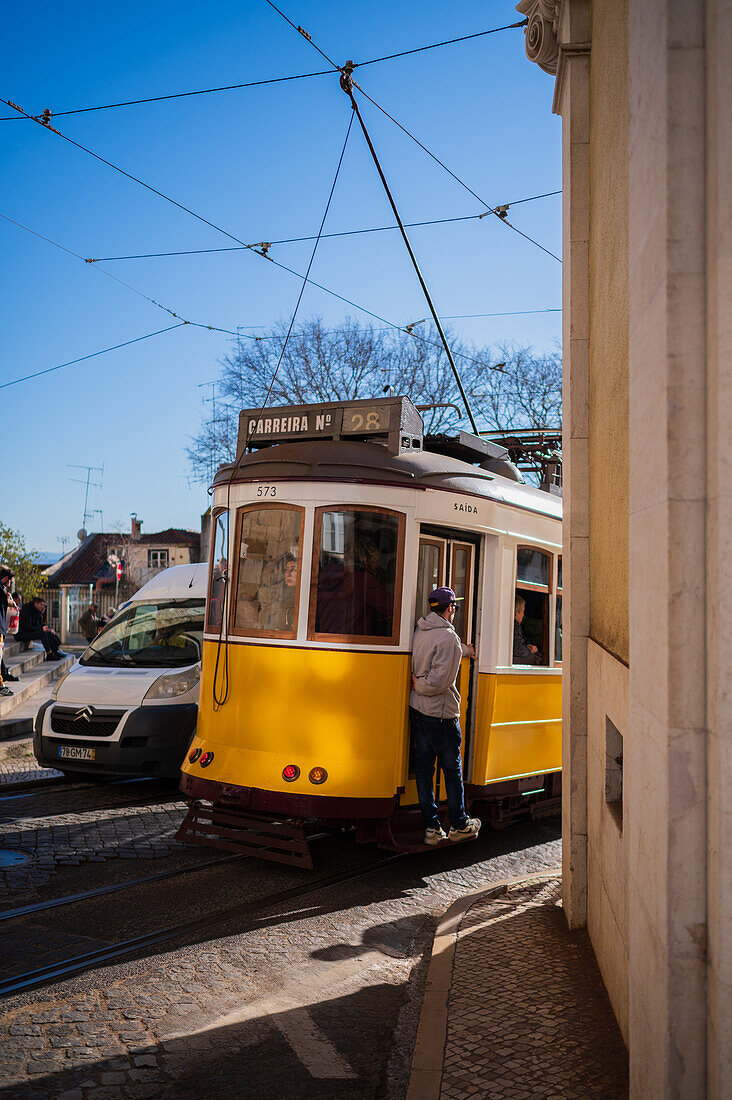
[2,1,560,554]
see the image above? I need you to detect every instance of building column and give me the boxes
[705,1,732,1093]
[517,0,592,929]
[627,1,708,1094]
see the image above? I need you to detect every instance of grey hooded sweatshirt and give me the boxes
[410,612,469,719]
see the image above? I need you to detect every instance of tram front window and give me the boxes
[207,509,228,631]
[232,505,303,637]
[311,508,403,643]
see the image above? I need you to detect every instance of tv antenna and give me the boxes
[57,535,71,557]
[68,463,104,533]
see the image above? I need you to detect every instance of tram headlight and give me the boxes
[144,665,200,701]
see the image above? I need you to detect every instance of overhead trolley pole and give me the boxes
[339,62,480,436]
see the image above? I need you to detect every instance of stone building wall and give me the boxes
[519,0,732,1093]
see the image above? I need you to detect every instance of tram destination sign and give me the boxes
[237,395,423,456]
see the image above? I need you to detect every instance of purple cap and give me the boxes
[428,586,463,608]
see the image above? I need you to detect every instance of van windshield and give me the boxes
[80,599,205,668]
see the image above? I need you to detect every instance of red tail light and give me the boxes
[200,752,214,768]
[282,764,300,782]
[188,747,201,763]
[308,766,328,785]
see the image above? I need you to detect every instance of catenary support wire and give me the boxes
[0,211,254,341]
[351,81,562,264]
[340,65,479,434]
[0,101,505,378]
[1,324,186,390]
[0,19,526,122]
[87,191,562,261]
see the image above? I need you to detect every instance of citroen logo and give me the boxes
[74,706,94,722]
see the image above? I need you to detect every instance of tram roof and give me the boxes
[213,439,562,520]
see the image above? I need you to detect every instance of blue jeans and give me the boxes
[409,707,468,830]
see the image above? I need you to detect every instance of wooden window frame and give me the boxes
[514,545,552,668]
[515,544,553,593]
[308,505,406,646]
[449,540,474,644]
[415,536,447,626]
[205,507,229,633]
[229,502,305,641]
[554,554,563,668]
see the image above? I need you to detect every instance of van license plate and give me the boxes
[58,746,95,761]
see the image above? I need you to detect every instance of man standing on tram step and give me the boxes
[410,587,481,846]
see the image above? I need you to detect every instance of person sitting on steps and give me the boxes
[17,596,66,661]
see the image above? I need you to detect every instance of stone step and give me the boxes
[0,654,75,726]
[5,648,45,677]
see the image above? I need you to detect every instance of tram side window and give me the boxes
[206,510,229,632]
[310,508,404,643]
[231,505,303,637]
[513,547,551,667]
[555,556,562,665]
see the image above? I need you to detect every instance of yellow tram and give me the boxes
[178,396,562,866]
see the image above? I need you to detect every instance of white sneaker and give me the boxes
[448,817,481,842]
[424,824,448,846]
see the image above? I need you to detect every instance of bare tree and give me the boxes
[474,341,562,432]
[186,319,561,482]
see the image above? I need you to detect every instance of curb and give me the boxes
[406,868,561,1100]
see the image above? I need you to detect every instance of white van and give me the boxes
[34,563,207,779]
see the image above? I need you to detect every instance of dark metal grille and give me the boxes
[50,706,124,739]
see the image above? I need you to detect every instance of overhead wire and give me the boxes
[85,190,562,262]
[351,82,562,263]
[0,19,527,122]
[257,5,560,264]
[352,20,528,68]
[1,99,256,251]
[0,211,255,340]
[2,99,509,375]
[0,324,186,390]
[0,69,334,122]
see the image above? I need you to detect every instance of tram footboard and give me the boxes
[176,800,314,869]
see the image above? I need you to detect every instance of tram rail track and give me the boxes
[0,775,161,803]
[0,848,404,999]
[0,851,250,922]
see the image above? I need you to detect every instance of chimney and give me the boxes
[131,515,142,542]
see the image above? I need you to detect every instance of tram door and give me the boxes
[408,533,478,800]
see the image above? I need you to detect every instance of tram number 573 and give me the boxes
[256,485,277,497]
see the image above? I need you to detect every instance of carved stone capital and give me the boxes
[516,0,562,75]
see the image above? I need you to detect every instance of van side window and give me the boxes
[206,510,229,632]
[513,547,551,667]
[231,505,304,638]
[309,507,405,644]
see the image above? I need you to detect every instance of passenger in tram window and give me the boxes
[410,587,480,846]
[261,552,298,631]
[513,594,542,665]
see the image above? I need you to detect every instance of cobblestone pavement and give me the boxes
[0,783,187,900]
[0,755,61,785]
[0,821,562,1099]
[440,879,628,1099]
